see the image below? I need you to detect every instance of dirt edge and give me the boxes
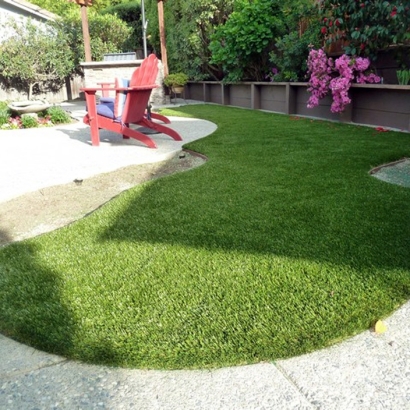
[0,150,206,247]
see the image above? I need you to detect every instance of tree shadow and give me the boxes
[0,240,75,357]
[97,155,410,277]
[0,227,13,248]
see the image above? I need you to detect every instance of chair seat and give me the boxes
[96,102,120,121]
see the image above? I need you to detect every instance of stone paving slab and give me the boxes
[277,301,410,410]
[0,335,66,378]
[1,352,313,410]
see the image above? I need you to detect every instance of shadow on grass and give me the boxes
[0,239,123,363]
[97,106,410,294]
[0,240,75,356]
[0,153,208,363]
[97,162,410,274]
[0,227,12,248]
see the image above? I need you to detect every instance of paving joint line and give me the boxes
[1,358,69,381]
[273,361,319,409]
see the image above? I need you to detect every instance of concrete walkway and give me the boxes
[0,100,215,203]
[0,101,409,409]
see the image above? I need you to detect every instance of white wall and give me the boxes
[0,0,56,41]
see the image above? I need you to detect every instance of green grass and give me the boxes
[0,105,409,369]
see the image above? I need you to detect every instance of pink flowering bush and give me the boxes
[8,116,22,129]
[37,115,53,126]
[307,49,381,113]
[307,49,333,108]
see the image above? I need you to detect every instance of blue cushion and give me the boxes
[114,78,129,118]
[96,102,118,120]
[99,97,115,104]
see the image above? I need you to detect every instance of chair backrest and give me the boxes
[120,54,159,123]
[129,54,159,87]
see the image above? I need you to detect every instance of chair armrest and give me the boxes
[97,82,115,97]
[81,87,108,92]
[81,85,158,93]
[127,84,159,91]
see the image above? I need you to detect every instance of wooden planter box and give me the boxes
[185,81,410,132]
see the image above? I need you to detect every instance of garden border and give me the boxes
[185,82,410,132]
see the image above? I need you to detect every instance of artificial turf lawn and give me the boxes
[0,105,409,369]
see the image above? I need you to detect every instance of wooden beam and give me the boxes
[157,0,168,76]
[80,5,92,62]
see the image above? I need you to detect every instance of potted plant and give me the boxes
[397,69,410,85]
[163,72,189,94]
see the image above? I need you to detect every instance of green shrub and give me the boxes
[46,106,72,124]
[269,18,322,82]
[0,110,10,127]
[320,0,410,59]
[0,19,74,99]
[209,0,285,82]
[397,69,410,85]
[101,2,142,52]
[163,73,189,87]
[52,12,132,72]
[21,115,39,129]
[146,0,235,80]
[26,0,76,16]
[0,102,11,127]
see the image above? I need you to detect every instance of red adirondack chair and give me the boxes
[81,54,182,147]
[97,74,171,125]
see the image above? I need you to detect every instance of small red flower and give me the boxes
[321,27,327,34]
[360,3,365,8]
[335,19,341,27]
[329,20,333,27]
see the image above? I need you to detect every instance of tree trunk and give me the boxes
[28,83,34,100]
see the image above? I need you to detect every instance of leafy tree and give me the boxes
[27,0,135,15]
[0,19,74,99]
[101,2,142,52]
[146,0,235,80]
[319,0,410,60]
[144,0,321,82]
[51,12,132,70]
[27,0,76,16]
[28,0,133,65]
[269,1,322,82]
[0,8,131,99]
[209,0,285,82]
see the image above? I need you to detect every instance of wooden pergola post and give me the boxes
[81,5,92,62]
[70,0,92,62]
[157,0,168,76]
